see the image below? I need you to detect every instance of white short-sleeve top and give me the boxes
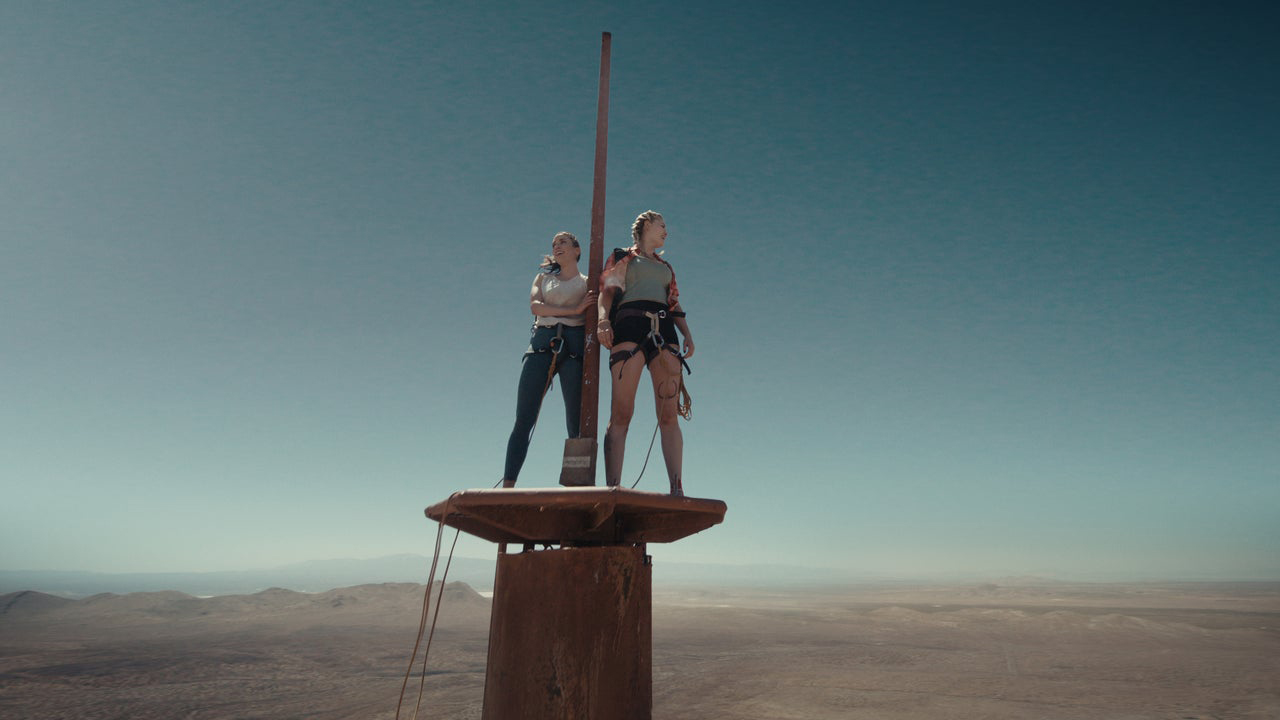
[533,272,588,327]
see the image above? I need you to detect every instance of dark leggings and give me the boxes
[503,324,585,481]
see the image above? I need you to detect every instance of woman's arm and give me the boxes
[597,285,617,349]
[529,275,593,317]
[532,299,591,317]
[672,301,694,358]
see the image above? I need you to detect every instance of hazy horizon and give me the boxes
[6,552,1276,596]
[3,1,1277,581]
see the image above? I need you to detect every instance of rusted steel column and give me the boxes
[482,544,650,720]
[426,489,725,720]
[563,31,611,487]
[580,31,611,443]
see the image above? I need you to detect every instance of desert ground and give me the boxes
[2,578,1277,719]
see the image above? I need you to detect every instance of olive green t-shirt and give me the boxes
[619,255,673,305]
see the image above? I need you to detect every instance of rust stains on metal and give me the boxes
[482,545,650,720]
[577,31,612,447]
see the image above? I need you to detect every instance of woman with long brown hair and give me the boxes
[501,231,596,488]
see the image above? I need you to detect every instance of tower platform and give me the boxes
[424,486,727,720]
[424,486,727,546]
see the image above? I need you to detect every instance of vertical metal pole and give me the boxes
[582,31,611,445]
[562,32,610,486]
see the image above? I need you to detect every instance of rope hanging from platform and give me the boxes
[396,495,462,720]
[630,373,690,490]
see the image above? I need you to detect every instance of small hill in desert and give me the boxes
[0,590,75,616]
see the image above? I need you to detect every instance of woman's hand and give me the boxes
[681,335,695,359]
[597,320,614,349]
[576,291,598,315]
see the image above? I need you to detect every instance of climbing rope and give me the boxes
[396,495,461,720]
[628,424,660,490]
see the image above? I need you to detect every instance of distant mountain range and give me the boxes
[0,581,491,627]
[0,554,908,598]
[0,554,493,598]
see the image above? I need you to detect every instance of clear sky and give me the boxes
[3,0,1277,581]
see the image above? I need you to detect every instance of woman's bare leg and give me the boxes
[604,342,646,486]
[649,348,684,494]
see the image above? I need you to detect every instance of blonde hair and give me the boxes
[630,211,663,251]
[539,231,580,272]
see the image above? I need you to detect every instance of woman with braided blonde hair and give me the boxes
[597,211,695,495]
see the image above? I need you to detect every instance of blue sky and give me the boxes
[3,0,1277,581]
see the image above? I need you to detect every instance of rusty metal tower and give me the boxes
[425,488,726,719]
[422,33,726,719]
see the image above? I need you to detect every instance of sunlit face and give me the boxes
[551,234,579,262]
[641,215,667,250]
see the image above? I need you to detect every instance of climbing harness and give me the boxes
[519,323,581,451]
[539,324,569,399]
[607,308,692,421]
[607,308,691,375]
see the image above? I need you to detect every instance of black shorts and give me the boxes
[612,301,678,350]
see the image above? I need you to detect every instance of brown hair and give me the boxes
[539,231,580,273]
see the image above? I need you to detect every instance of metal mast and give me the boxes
[562,32,610,485]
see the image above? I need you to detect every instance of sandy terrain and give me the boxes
[2,580,1277,719]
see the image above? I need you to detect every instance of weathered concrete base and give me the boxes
[483,545,651,720]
